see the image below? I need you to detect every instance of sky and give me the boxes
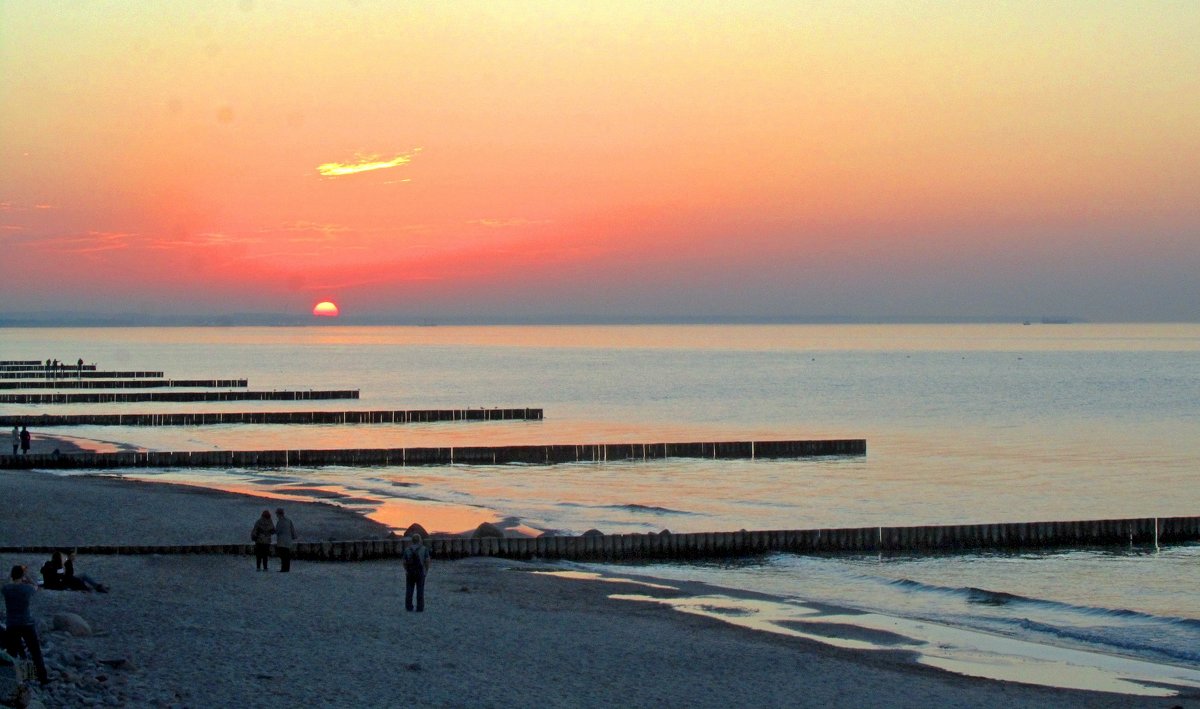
[2,1,1198,323]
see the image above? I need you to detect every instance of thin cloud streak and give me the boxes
[316,149,420,178]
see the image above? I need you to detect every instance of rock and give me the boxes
[581,529,604,537]
[53,613,92,637]
[99,658,137,672]
[659,529,672,535]
[472,522,503,538]
[403,523,429,540]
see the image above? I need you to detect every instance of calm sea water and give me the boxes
[3,324,1198,685]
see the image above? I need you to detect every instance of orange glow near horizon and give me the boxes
[313,301,340,317]
[2,3,1199,321]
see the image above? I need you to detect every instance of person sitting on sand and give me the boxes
[3,565,49,685]
[251,510,275,572]
[65,550,108,593]
[39,552,67,591]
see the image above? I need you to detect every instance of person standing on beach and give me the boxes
[19,426,30,456]
[3,565,49,685]
[274,508,296,572]
[251,510,275,571]
[10,426,17,456]
[402,533,431,612]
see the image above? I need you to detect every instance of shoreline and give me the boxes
[3,469,1197,707]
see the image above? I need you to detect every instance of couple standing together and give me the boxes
[251,508,296,572]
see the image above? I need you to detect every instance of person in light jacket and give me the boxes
[274,508,297,572]
[251,510,275,571]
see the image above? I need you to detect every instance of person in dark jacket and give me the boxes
[65,551,108,592]
[402,534,431,612]
[39,552,67,590]
[251,510,275,571]
[19,426,30,456]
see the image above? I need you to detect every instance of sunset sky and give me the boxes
[2,1,1197,322]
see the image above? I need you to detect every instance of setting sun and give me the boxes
[313,301,340,317]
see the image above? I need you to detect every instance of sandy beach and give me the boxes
[2,470,1193,708]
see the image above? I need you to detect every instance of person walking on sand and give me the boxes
[3,565,49,685]
[402,533,431,612]
[274,508,296,572]
[10,426,17,456]
[19,426,30,456]
[251,510,275,571]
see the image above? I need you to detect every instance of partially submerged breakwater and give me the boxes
[2,516,1195,560]
[0,371,165,379]
[0,407,544,427]
[0,389,360,404]
[0,378,249,389]
[0,438,865,468]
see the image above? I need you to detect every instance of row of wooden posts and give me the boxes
[0,379,249,390]
[0,363,97,372]
[0,408,545,427]
[0,439,864,469]
[0,390,360,404]
[2,516,1195,561]
[0,370,158,379]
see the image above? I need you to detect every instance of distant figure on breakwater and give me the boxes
[402,533,431,612]
[2,564,49,685]
[274,508,296,573]
[10,426,17,455]
[19,426,30,456]
[251,510,275,571]
[77,358,83,378]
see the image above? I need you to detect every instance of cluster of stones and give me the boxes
[1,613,173,709]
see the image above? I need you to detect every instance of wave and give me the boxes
[886,576,1200,629]
[880,576,1200,665]
[558,501,695,515]
[606,503,695,515]
[1011,617,1200,665]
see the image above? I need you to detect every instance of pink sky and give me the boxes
[1,1,1197,322]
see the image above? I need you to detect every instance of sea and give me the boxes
[3,323,1198,696]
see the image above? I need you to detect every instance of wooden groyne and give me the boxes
[0,364,97,372]
[0,390,359,404]
[0,379,248,390]
[0,371,166,379]
[2,516,1195,560]
[0,439,864,469]
[0,408,544,427]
